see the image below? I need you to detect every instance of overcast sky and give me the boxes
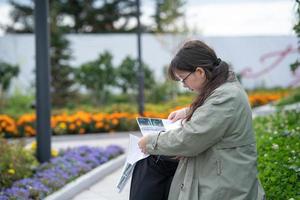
[0,0,297,36]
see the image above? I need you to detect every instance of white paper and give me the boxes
[117,134,148,193]
[127,134,149,164]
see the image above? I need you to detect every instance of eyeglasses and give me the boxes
[178,71,194,84]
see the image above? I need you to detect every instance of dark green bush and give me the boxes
[255,110,300,199]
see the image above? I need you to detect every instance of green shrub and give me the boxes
[0,138,38,188]
[276,87,300,107]
[255,110,300,199]
[1,90,34,118]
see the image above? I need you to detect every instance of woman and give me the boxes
[138,40,265,200]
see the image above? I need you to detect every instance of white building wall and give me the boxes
[0,33,298,93]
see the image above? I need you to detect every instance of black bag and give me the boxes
[129,155,178,200]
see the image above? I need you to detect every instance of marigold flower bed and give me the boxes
[0,90,290,138]
[0,110,173,138]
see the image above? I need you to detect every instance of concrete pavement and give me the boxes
[72,167,131,200]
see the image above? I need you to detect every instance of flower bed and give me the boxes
[0,145,124,200]
[0,89,293,138]
[0,110,174,138]
[248,90,289,107]
[255,110,300,199]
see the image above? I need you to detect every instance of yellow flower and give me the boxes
[59,122,67,129]
[8,169,15,174]
[31,141,37,150]
[51,149,59,157]
[76,121,82,127]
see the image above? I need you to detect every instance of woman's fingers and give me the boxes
[172,156,185,160]
[167,111,176,120]
[168,108,188,122]
[138,136,148,153]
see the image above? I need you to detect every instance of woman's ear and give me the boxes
[195,67,205,78]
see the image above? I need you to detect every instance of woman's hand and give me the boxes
[172,156,185,160]
[168,107,189,122]
[138,136,148,154]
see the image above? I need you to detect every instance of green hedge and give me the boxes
[255,110,300,199]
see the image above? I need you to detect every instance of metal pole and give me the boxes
[136,0,144,116]
[34,0,51,162]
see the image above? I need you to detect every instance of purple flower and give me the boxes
[4,187,30,199]
[12,178,51,199]
[105,145,124,158]
[1,145,123,198]
[0,194,8,200]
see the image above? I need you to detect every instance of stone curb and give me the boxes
[44,154,126,200]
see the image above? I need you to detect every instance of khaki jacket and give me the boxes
[146,80,266,200]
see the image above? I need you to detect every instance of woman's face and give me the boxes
[174,67,207,93]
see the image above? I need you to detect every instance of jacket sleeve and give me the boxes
[145,91,235,157]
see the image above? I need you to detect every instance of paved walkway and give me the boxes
[72,167,131,200]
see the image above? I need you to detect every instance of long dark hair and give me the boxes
[169,40,233,121]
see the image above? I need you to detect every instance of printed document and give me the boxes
[136,117,181,136]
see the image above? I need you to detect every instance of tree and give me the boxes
[6,0,187,33]
[116,56,155,94]
[6,0,77,107]
[49,1,77,107]
[5,0,34,33]
[152,0,186,33]
[74,51,115,105]
[0,61,19,107]
[291,0,300,73]
[58,0,138,33]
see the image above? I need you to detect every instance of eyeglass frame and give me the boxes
[178,71,194,84]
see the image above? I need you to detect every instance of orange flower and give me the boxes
[79,128,85,134]
[69,123,76,130]
[1,121,7,128]
[24,126,36,136]
[95,122,103,129]
[0,115,18,136]
[112,119,119,125]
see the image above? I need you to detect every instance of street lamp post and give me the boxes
[136,0,144,116]
[34,0,51,163]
